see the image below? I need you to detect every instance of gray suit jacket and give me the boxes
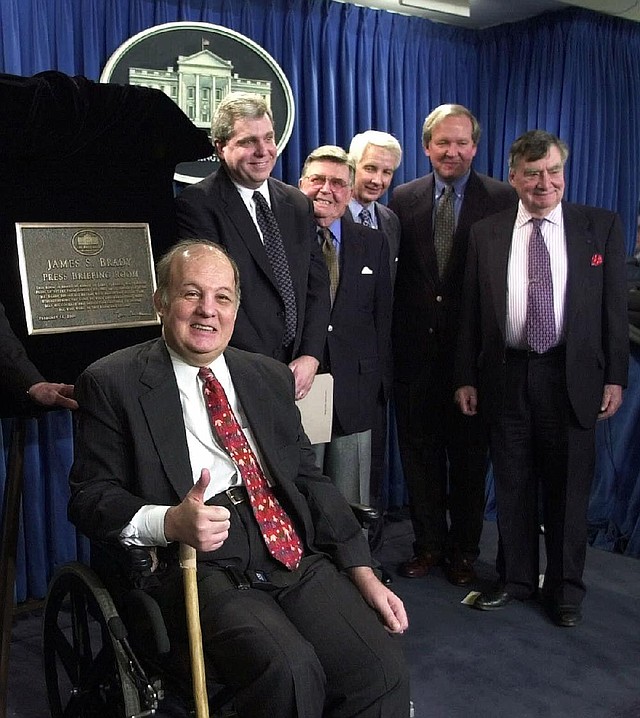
[454,202,629,429]
[68,340,370,569]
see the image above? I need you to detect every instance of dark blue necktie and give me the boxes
[253,192,297,346]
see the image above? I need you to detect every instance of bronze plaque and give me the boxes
[16,223,160,335]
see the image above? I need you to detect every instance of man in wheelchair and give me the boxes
[68,239,410,717]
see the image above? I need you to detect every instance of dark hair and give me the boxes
[508,130,570,170]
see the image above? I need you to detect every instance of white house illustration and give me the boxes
[128,44,272,131]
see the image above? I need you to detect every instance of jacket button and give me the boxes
[436,295,443,302]
[328,325,333,332]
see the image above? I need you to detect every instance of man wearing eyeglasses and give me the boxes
[299,146,392,509]
[175,93,330,401]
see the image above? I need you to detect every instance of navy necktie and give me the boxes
[253,191,297,346]
[359,207,373,227]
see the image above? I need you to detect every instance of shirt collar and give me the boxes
[166,344,232,388]
[349,198,375,220]
[434,170,470,199]
[515,201,563,230]
[236,180,270,207]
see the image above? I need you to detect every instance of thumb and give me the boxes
[188,468,211,503]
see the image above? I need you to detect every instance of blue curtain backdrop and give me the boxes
[1,0,639,600]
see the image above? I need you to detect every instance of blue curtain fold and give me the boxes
[1,0,639,601]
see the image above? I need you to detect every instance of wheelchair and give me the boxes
[42,504,380,718]
[42,548,236,718]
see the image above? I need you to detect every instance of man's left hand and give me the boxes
[288,355,320,400]
[347,566,408,634]
[598,383,623,420]
[28,382,78,410]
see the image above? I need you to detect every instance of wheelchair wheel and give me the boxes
[43,562,142,718]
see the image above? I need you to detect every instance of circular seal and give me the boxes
[100,21,295,184]
[71,230,105,256]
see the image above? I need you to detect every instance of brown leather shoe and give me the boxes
[444,556,476,586]
[397,552,441,578]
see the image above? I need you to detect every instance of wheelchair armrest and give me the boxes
[350,503,379,526]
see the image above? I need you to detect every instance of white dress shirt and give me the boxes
[235,180,271,243]
[120,349,268,547]
[506,202,568,349]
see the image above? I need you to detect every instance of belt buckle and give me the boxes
[225,486,244,505]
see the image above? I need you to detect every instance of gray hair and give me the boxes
[300,145,355,185]
[212,92,274,144]
[508,130,570,170]
[349,131,402,170]
[422,104,481,148]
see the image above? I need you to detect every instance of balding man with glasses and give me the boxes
[299,145,392,510]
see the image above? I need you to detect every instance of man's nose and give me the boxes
[197,295,217,316]
[537,171,551,188]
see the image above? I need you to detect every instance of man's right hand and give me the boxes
[454,385,478,416]
[164,468,230,551]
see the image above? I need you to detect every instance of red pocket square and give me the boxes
[591,253,603,267]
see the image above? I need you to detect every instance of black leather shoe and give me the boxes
[544,601,582,627]
[444,556,476,586]
[474,588,514,611]
[397,552,442,578]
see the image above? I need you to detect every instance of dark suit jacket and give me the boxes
[68,340,369,570]
[324,220,392,435]
[344,201,400,285]
[0,299,45,416]
[175,165,330,363]
[454,202,630,429]
[390,170,517,382]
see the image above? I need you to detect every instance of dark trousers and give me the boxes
[489,349,595,605]
[150,495,409,718]
[394,364,488,559]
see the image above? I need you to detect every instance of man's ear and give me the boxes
[153,291,164,317]
[214,139,225,159]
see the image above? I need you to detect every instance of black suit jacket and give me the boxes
[454,202,629,429]
[323,220,392,435]
[0,299,45,416]
[344,201,401,285]
[175,166,330,363]
[68,340,369,570]
[390,170,517,381]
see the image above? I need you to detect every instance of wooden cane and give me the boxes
[179,543,209,718]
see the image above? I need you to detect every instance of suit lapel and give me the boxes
[486,210,517,340]
[225,348,276,470]
[138,340,194,500]
[409,175,439,286]
[334,220,365,310]
[215,166,278,288]
[562,202,594,331]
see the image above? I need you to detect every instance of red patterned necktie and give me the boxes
[198,366,303,570]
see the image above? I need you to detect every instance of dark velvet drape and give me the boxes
[1,0,638,600]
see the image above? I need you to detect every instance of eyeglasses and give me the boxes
[304,174,350,190]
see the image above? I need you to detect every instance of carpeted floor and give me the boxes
[6,518,640,717]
